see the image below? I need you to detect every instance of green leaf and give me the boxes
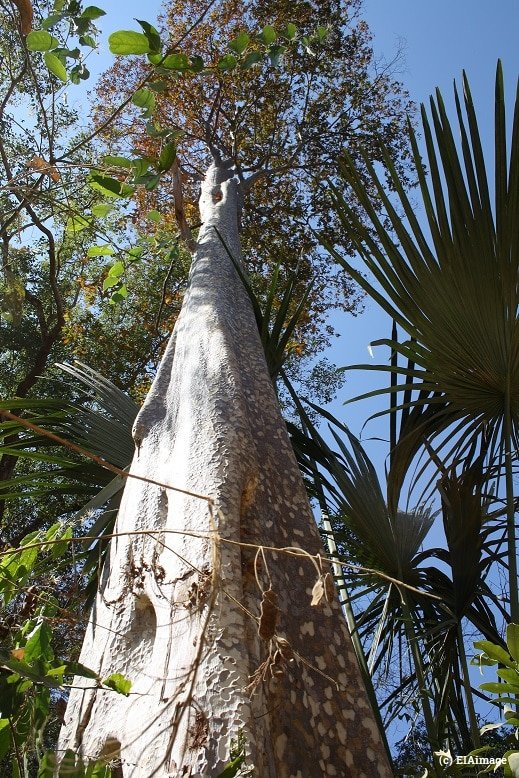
[0,719,11,762]
[162,52,190,71]
[315,25,328,41]
[480,682,519,694]
[89,174,134,199]
[26,30,59,51]
[136,19,161,54]
[190,55,204,72]
[229,32,249,55]
[58,750,83,778]
[108,31,151,56]
[44,522,72,558]
[147,210,162,223]
[70,63,89,83]
[65,214,90,233]
[63,661,99,680]
[80,6,106,20]
[301,35,316,55]
[284,23,297,40]
[260,25,277,45]
[37,751,58,778]
[85,761,111,778]
[145,121,175,139]
[143,173,161,191]
[102,276,119,292]
[74,17,90,36]
[79,34,97,48]
[158,142,176,172]
[91,204,112,218]
[497,668,519,685]
[54,46,80,60]
[218,54,237,72]
[147,53,163,65]
[41,14,65,30]
[24,622,53,664]
[102,155,133,168]
[107,261,124,278]
[217,753,246,778]
[0,652,51,685]
[45,664,66,679]
[103,673,131,696]
[110,287,128,304]
[474,640,513,666]
[241,50,262,69]
[44,52,68,82]
[87,245,116,257]
[132,88,155,115]
[131,158,152,178]
[507,624,519,663]
[269,45,286,67]
[148,80,168,92]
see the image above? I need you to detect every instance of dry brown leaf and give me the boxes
[28,156,60,182]
[311,573,335,607]
[310,577,325,606]
[258,588,278,641]
[276,637,294,662]
[323,572,335,604]
[11,647,25,661]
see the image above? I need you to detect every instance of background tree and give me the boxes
[94,0,413,374]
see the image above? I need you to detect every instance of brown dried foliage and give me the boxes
[93,0,414,364]
[258,587,279,641]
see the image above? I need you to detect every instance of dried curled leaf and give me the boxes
[28,155,60,182]
[311,573,335,607]
[258,588,279,641]
[323,572,335,604]
[276,637,294,662]
[310,577,325,606]
[12,0,33,35]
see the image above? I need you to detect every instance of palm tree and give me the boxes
[289,394,504,765]
[325,61,519,624]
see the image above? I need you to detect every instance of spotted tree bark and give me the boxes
[58,159,392,777]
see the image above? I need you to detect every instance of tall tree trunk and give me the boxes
[59,159,392,777]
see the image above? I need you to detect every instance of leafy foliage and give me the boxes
[94,0,414,372]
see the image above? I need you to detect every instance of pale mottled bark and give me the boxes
[58,159,392,777]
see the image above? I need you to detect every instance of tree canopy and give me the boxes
[94,0,414,370]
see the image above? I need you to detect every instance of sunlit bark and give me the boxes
[59,158,391,777]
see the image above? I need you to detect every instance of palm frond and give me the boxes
[326,62,519,467]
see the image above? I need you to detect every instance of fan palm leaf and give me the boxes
[325,61,519,620]
[0,362,137,507]
[286,377,506,752]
